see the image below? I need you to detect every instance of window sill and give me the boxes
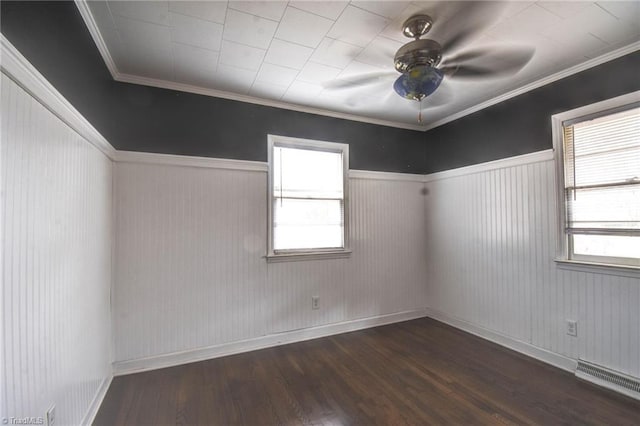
[555,259,640,279]
[266,250,352,263]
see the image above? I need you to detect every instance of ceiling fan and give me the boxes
[325,5,535,122]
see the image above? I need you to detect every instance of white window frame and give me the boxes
[552,90,640,275]
[267,134,351,262]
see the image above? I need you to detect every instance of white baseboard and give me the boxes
[113,309,428,376]
[424,307,577,373]
[81,374,113,426]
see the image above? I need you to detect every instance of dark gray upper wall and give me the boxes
[2,2,638,175]
[0,1,427,173]
[423,51,640,173]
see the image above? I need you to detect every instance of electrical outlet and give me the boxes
[46,405,56,426]
[566,320,578,337]
[312,296,320,310]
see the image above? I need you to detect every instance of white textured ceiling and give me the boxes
[83,1,640,130]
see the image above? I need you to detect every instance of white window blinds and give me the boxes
[272,145,345,251]
[562,105,640,265]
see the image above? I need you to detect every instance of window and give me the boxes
[267,135,350,261]
[554,93,639,268]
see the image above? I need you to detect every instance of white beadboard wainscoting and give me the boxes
[1,72,113,425]
[112,158,429,373]
[423,151,640,381]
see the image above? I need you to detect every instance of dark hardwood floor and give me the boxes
[94,318,640,425]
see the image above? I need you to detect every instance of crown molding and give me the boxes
[72,0,422,132]
[422,41,640,131]
[75,1,640,134]
[114,72,427,131]
[0,34,116,159]
[74,0,119,78]
[423,149,553,183]
[74,2,424,132]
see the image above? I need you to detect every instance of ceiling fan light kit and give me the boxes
[393,65,444,123]
[393,66,443,102]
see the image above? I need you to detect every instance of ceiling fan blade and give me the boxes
[441,63,518,79]
[441,46,535,68]
[343,88,395,108]
[440,46,535,79]
[435,2,505,54]
[323,71,397,91]
[440,47,494,68]
[380,44,397,61]
[440,65,497,78]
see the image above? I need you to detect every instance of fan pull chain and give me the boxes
[418,99,423,123]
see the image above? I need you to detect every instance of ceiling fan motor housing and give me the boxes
[394,39,443,73]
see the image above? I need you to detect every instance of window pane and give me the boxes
[573,108,639,155]
[572,234,640,260]
[568,185,640,229]
[563,103,639,265]
[273,198,343,250]
[572,107,640,187]
[574,146,640,186]
[273,146,343,198]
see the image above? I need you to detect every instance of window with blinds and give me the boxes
[268,136,349,257]
[562,105,640,267]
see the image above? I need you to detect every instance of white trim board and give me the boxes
[424,308,577,373]
[0,34,116,160]
[80,375,113,426]
[75,0,639,133]
[116,149,554,181]
[74,0,119,78]
[115,150,269,172]
[113,309,427,376]
[116,149,554,180]
[115,150,430,182]
[349,169,426,183]
[424,149,553,183]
